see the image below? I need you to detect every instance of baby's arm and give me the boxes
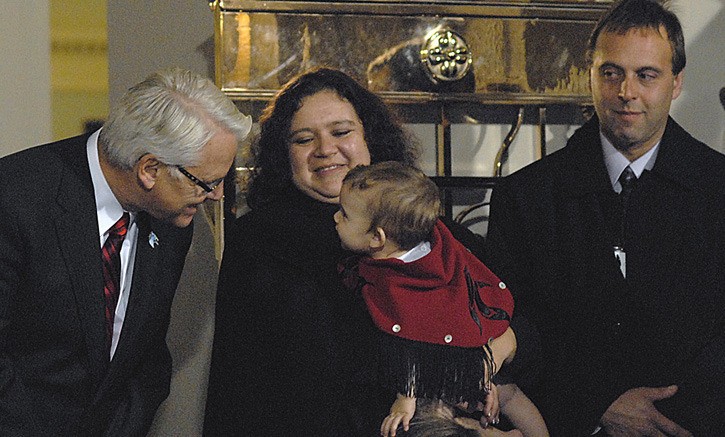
[381,393,416,437]
[488,327,517,375]
[498,383,549,437]
[457,327,517,429]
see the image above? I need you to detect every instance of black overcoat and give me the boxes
[485,116,725,436]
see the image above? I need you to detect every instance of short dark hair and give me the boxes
[244,67,418,208]
[587,0,685,74]
[343,162,440,250]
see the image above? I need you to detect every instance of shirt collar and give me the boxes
[397,240,431,263]
[601,132,660,191]
[87,129,135,235]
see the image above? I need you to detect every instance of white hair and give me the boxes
[99,67,251,170]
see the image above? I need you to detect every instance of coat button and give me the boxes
[613,321,622,336]
[498,282,506,289]
[444,334,453,343]
[392,324,401,333]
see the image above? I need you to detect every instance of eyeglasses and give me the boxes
[177,166,224,193]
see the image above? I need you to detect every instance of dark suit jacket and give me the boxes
[485,116,724,436]
[0,135,193,436]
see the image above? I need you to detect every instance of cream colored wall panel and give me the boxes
[0,0,52,156]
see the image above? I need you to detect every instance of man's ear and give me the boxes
[671,69,684,101]
[369,226,387,250]
[137,154,161,190]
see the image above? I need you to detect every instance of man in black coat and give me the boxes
[485,1,724,436]
[0,68,250,436]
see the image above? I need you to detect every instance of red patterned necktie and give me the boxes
[102,213,129,352]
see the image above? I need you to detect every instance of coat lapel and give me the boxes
[651,117,702,193]
[557,117,629,298]
[560,116,612,198]
[108,213,161,371]
[54,142,109,384]
[626,118,697,283]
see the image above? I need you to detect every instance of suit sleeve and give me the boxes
[660,330,725,436]
[101,342,174,437]
[0,183,43,436]
[655,218,725,436]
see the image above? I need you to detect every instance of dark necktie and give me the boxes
[617,166,637,247]
[102,213,129,352]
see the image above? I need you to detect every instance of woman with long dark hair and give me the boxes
[204,67,419,436]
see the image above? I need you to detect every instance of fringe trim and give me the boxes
[377,333,495,404]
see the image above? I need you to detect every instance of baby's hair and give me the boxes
[343,161,440,249]
[405,399,481,437]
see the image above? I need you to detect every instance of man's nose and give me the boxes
[205,181,224,201]
[618,76,637,101]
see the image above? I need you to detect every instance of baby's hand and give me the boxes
[381,394,416,436]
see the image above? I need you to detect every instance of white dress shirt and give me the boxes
[601,132,660,192]
[87,130,138,359]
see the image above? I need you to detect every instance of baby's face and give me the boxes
[334,185,375,254]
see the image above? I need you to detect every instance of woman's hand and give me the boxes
[381,393,416,436]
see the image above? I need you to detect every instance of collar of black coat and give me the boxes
[559,114,707,197]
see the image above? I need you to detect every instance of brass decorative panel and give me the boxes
[212,0,613,105]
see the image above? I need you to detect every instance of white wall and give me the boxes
[0,0,52,157]
[107,1,215,105]
[670,0,725,152]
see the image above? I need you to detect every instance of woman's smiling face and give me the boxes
[287,90,371,204]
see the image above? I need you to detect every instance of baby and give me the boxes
[336,161,547,437]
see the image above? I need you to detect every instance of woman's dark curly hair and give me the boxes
[244,67,418,208]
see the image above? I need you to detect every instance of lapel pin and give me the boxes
[148,231,160,248]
